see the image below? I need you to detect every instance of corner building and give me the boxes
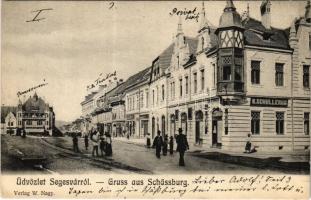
[166,0,310,154]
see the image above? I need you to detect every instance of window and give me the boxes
[235,65,242,81]
[179,79,183,97]
[304,113,310,135]
[223,65,231,80]
[185,76,189,94]
[146,90,149,108]
[140,92,144,108]
[26,120,31,125]
[276,112,285,135]
[251,111,260,135]
[251,61,260,84]
[10,122,13,126]
[194,73,197,93]
[275,63,284,86]
[19,121,21,125]
[309,34,311,50]
[303,65,310,88]
[177,55,180,68]
[152,90,155,105]
[162,84,165,101]
[38,120,42,125]
[201,69,205,90]
[213,63,216,87]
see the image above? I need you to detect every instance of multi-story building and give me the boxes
[166,0,310,153]
[125,67,151,138]
[80,0,310,154]
[1,106,17,134]
[15,93,55,135]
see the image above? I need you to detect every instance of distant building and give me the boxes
[16,93,55,135]
[1,106,17,134]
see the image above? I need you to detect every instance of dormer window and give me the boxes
[183,36,186,44]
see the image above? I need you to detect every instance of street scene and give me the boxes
[1,0,310,175]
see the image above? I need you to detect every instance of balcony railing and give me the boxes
[217,81,244,95]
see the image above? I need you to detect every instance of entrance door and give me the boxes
[212,108,223,148]
[212,120,218,146]
[195,111,203,144]
[152,117,155,138]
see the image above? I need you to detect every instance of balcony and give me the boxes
[217,81,244,96]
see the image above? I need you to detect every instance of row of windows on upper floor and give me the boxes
[127,62,310,108]
[251,111,310,136]
[250,61,310,88]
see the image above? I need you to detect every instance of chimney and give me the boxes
[260,0,271,29]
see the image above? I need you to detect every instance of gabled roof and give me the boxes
[242,17,290,50]
[22,94,49,113]
[1,106,16,123]
[81,91,98,105]
[158,43,174,70]
[124,66,151,91]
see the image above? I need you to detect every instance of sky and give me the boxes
[1,0,306,122]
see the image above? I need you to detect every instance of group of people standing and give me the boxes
[72,127,113,157]
[151,128,189,166]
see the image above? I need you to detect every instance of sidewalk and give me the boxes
[113,136,310,172]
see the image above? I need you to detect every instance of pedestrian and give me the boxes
[169,136,174,155]
[152,130,163,159]
[162,134,168,156]
[21,128,26,138]
[244,133,252,153]
[84,134,89,150]
[146,133,151,148]
[176,128,189,166]
[99,135,106,157]
[105,133,113,156]
[91,128,100,157]
[72,133,80,153]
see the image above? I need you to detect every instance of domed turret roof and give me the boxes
[219,0,243,29]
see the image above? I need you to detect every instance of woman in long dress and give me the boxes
[105,133,113,156]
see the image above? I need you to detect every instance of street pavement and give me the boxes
[1,135,305,174]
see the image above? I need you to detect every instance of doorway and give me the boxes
[212,108,223,148]
[195,111,203,144]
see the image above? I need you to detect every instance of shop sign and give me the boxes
[250,97,288,107]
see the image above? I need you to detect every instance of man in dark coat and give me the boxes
[162,134,168,156]
[152,131,163,159]
[176,128,189,166]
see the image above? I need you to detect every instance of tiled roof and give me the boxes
[81,91,98,105]
[124,67,151,91]
[158,43,174,70]
[242,18,290,49]
[22,95,49,113]
[1,106,17,123]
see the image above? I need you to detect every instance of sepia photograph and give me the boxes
[1,0,310,198]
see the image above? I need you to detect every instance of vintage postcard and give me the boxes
[1,0,310,199]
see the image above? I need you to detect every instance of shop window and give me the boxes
[251,111,260,135]
[275,63,284,86]
[223,65,231,80]
[276,112,285,135]
[303,65,310,88]
[304,112,310,135]
[251,61,260,84]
